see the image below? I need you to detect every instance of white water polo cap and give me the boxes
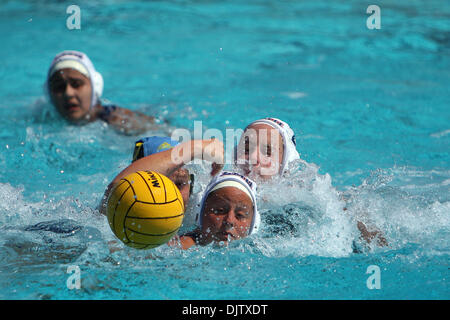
[197,171,260,235]
[246,117,300,174]
[46,50,104,109]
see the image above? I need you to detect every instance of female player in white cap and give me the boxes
[235,117,300,180]
[168,171,260,250]
[45,50,157,135]
[235,117,388,247]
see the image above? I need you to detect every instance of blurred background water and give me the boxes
[0,0,448,299]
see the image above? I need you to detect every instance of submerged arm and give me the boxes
[99,106,158,135]
[356,220,388,247]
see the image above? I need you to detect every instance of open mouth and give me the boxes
[217,231,236,242]
[65,103,80,112]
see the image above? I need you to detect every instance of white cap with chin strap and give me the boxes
[45,50,104,109]
[245,117,300,174]
[196,171,261,236]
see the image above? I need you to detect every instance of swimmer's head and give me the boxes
[45,51,103,123]
[236,117,300,180]
[169,168,193,207]
[132,136,192,205]
[197,172,260,245]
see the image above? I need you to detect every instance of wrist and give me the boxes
[192,140,205,160]
[174,140,199,164]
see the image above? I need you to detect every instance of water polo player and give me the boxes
[131,136,193,205]
[235,117,387,247]
[100,136,224,214]
[235,117,300,179]
[168,171,260,250]
[45,50,156,135]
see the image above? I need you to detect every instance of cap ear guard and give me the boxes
[132,141,145,163]
[132,136,180,162]
[92,70,104,105]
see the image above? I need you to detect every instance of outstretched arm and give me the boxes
[341,193,388,248]
[99,139,224,215]
[100,106,159,135]
[356,220,388,247]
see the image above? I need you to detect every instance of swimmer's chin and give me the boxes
[241,165,277,181]
[247,171,272,182]
[63,114,91,125]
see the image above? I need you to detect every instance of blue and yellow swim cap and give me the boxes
[132,136,180,162]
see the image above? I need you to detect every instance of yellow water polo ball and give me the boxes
[106,171,185,249]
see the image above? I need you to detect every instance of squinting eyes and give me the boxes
[70,80,83,88]
[50,79,84,92]
[242,140,275,157]
[209,207,249,218]
[262,145,272,156]
[175,181,188,188]
[210,208,225,214]
[50,83,65,92]
[236,212,250,219]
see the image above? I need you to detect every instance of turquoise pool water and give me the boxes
[0,0,448,299]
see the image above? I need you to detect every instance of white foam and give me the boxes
[343,168,450,253]
[430,129,450,138]
[282,91,307,99]
[249,160,357,258]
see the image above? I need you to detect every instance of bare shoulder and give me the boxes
[98,104,157,135]
[167,233,198,250]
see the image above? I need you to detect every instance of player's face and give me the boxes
[48,68,93,123]
[236,123,284,180]
[201,187,254,245]
[169,168,192,206]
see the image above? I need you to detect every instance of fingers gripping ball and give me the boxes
[107,171,185,249]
